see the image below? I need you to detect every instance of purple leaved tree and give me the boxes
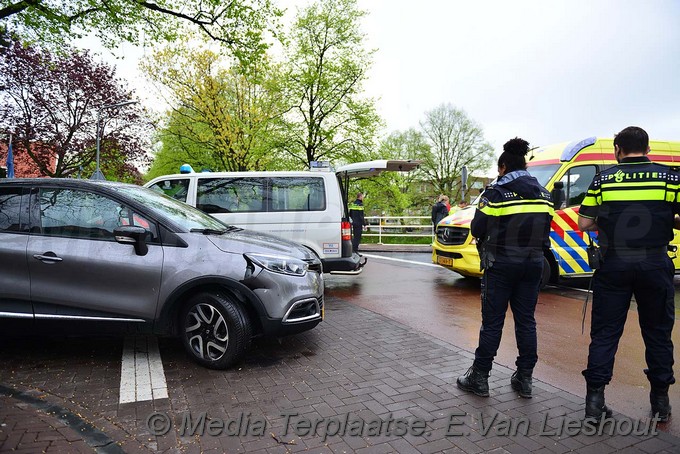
[0,40,149,181]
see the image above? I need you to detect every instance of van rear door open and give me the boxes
[336,160,421,177]
[335,160,421,211]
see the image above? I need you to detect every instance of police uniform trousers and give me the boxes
[583,249,675,388]
[352,224,362,252]
[473,259,543,373]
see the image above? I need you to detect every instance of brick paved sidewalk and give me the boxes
[1,297,679,453]
[0,392,97,453]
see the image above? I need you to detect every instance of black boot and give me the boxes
[457,366,489,397]
[511,369,533,398]
[585,384,613,421]
[650,385,671,422]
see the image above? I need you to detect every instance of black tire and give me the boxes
[540,256,552,289]
[180,292,252,369]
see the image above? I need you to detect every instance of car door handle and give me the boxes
[33,253,63,262]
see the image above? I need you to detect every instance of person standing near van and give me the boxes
[431,195,449,227]
[577,126,678,422]
[457,138,553,398]
[349,192,365,253]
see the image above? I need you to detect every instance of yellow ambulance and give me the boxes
[431,136,680,286]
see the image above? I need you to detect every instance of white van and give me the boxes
[145,160,419,274]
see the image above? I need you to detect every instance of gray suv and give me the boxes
[0,179,324,369]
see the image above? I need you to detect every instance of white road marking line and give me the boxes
[119,338,136,404]
[119,336,168,404]
[361,253,442,268]
[148,336,169,400]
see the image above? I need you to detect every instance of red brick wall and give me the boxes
[0,142,56,178]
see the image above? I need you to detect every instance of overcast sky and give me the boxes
[356,0,680,152]
[94,0,680,157]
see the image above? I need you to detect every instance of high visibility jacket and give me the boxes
[579,156,680,250]
[471,170,554,263]
[349,199,365,226]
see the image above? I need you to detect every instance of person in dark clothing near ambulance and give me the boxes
[457,138,553,398]
[578,126,678,423]
[431,195,449,227]
[349,192,365,253]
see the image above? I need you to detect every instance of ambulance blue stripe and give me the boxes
[549,232,578,273]
[566,230,588,248]
[566,231,593,271]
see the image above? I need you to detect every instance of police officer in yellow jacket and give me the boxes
[457,138,553,398]
[578,126,678,422]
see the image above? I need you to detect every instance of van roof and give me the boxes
[149,170,333,179]
[527,136,680,166]
[150,160,421,181]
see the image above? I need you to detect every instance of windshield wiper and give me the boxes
[190,228,228,235]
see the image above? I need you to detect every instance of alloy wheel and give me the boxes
[185,303,229,361]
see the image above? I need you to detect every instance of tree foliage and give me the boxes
[419,104,494,203]
[0,0,281,64]
[141,36,287,174]
[354,129,432,216]
[0,40,149,179]
[277,0,381,168]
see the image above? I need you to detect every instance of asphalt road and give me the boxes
[325,252,680,437]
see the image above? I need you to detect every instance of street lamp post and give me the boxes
[90,100,138,180]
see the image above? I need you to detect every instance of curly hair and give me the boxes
[498,137,530,172]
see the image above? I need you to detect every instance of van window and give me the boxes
[559,165,597,208]
[148,179,189,202]
[0,187,29,232]
[197,178,266,213]
[269,177,326,212]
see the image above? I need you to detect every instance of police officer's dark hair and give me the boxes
[498,137,530,172]
[614,126,648,154]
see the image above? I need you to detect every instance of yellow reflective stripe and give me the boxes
[484,198,552,208]
[480,203,554,217]
[349,204,364,210]
[581,189,601,207]
[600,188,667,202]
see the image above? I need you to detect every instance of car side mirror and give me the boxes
[551,181,565,210]
[113,225,149,256]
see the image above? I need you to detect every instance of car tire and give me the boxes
[180,291,252,369]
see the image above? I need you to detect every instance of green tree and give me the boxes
[141,36,287,174]
[277,0,381,168]
[144,110,223,181]
[356,129,431,217]
[419,104,494,203]
[0,0,281,64]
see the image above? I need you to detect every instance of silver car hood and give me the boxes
[206,228,315,260]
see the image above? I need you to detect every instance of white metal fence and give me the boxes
[363,215,434,244]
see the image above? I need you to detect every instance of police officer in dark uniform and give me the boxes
[457,138,553,398]
[578,126,678,422]
[349,192,365,253]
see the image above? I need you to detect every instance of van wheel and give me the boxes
[540,257,552,289]
[180,292,251,369]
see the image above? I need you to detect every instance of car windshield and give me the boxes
[526,164,561,188]
[114,185,228,231]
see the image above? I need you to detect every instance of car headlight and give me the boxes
[244,253,308,276]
